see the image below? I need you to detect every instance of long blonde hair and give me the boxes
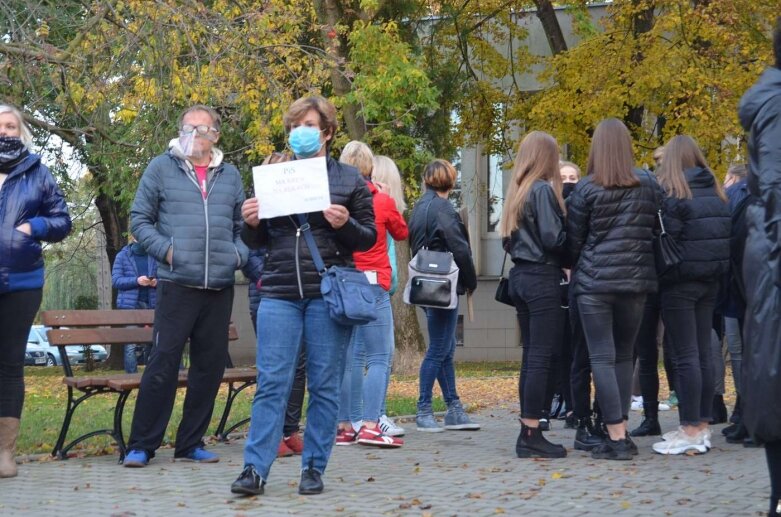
[656,135,727,202]
[372,155,407,213]
[500,131,564,237]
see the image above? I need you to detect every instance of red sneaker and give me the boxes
[277,439,294,457]
[356,425,403,448]
[335,428,357,446]
[284,433,304,455]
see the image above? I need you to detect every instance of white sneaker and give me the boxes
[658,402,671,411]
[653,428,708,455]
[630,396,644,411]
[379,415,405,437]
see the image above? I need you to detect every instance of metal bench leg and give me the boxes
[215,381,255,441]
[52,387,77,460]
[215,384,240,441]
[113,391,131,463]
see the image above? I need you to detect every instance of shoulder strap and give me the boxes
[500,251,508,276]
[422,196,437,249]
[295,214,326,275]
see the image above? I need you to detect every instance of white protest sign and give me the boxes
[252,156,331,219]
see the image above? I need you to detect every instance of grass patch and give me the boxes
[18,366,445,457]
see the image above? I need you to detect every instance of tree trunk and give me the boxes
[313,0,367,140]
[534,0,568,55]
[624,2,655,133]
[390,239,426,373]
[91,167,130,370]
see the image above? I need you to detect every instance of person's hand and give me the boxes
[242,198,260,228]
[15,223,31,235]
[166,247,173,265]
[137,276,152,286]
[149,278,158,287]
[323,204,350,229]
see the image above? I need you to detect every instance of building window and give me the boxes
[456,315,464,347]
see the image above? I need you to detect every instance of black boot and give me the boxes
[574,417,604,451]
[564,412,577,429]
[711,394,728,424]
[726,422,749,443]
[516,424,567,458]
[729,395,742,424]
[630,404,661,437]
[591,410,607,440]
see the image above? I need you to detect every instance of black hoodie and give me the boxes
[660,167,731,285]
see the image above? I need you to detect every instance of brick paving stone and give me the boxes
[0,407,770,516]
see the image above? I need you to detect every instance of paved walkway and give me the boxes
[1,406,770,516]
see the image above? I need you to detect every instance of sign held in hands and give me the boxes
[252,156,331,219]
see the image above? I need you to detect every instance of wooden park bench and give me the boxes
[40,309,257,461]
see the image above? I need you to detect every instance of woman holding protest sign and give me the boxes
[232,96,376,497]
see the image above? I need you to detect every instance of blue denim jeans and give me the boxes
[243,297,352,479]
[418,304,460,413]
[338,286,393,424]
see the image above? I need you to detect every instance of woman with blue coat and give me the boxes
[0,104,71,478]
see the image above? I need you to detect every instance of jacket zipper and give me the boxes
[181,161,221,289]
[295,225,304,299]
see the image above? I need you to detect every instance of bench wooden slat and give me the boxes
[48,327,153,346]
[222,368,257,382]
[42,310,155,327]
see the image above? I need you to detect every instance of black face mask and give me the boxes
[562,182,577,199]
[0,136,26,165]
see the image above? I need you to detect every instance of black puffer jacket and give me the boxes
[241,156,376,299]
[408,189,477,295]
[566,170,659,296]
[502,180,566,267]
[659,167,731,285]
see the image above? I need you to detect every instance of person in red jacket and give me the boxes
[336,141,409,448]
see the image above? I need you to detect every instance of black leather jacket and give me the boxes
[408,189,477,295]
[241,156,376,299]
[502,180,566,267]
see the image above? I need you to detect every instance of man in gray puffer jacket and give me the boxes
[123,105,249,467]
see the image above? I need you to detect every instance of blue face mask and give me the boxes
[288,126,323,158]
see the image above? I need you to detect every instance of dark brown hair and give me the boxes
[587,118,639,188]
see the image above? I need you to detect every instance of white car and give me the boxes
[26,325,108,367]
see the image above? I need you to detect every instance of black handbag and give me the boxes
[494,252,514,306]
[653,209,683,275]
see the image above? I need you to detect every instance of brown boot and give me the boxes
[0,417,20,478]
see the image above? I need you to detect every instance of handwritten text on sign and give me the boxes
[252,156,331,219]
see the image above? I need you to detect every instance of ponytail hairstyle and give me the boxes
[500,131,563,237]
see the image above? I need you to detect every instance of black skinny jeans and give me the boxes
[0,289,42,418]
[634,293,677,412]
[660,280,718,427]
[252,305,306,436]
[578,292,646,426]
[128,282,233,457]
[510,262,564,420]
[568,287,592,419]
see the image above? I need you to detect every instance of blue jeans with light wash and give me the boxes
[338,286,393,424]
[418,304,460,413]
[243,297,352,480]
